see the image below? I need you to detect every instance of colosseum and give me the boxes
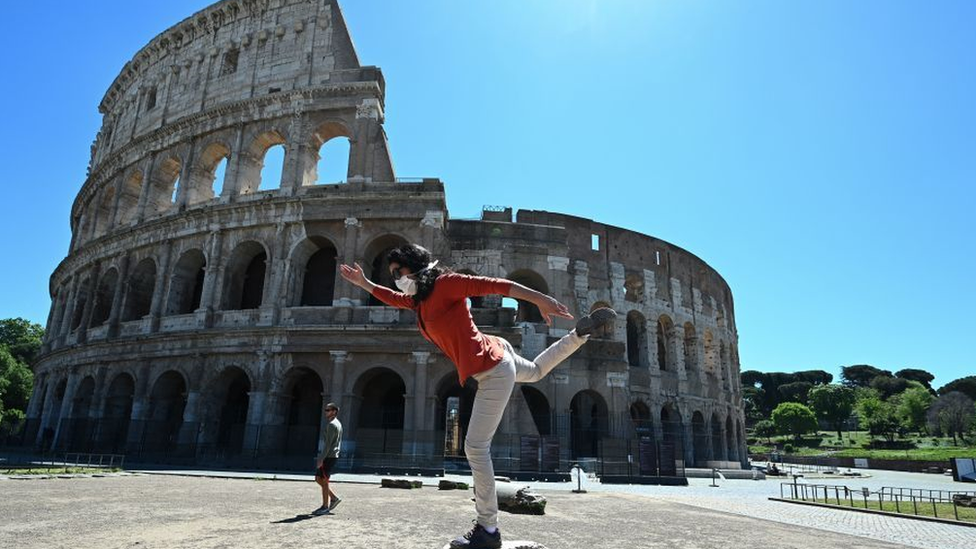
[26,0,746,480]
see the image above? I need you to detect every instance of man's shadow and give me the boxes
[271,513,321,524]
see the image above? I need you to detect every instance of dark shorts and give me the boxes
[316,458,337,479]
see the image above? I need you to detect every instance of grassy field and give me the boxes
[790,492,976,523]
[750,431,976,461]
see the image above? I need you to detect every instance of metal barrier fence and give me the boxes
[1,414,703,481]
[780,481,976,523]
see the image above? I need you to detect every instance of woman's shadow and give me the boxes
[271,512,325,524]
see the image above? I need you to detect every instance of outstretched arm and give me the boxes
[339,262,414,309]
[507,282,574,326]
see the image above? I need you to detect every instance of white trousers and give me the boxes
[466,331,587,528]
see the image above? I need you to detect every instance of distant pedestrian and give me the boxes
[312,402,343,515]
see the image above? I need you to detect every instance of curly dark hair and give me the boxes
[386,244,449,304]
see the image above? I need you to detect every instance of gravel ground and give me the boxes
[0,474,915,549]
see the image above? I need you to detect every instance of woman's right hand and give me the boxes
[339,262,367,288]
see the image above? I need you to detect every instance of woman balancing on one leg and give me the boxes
[340,244,616,549]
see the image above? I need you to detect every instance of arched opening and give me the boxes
[147,371,187,452]
[703,330,717,376]
[148,156,182,216]
[683,323,698,373]
[660,405,683,474]
[292,237,338,307]
[258,144,285,191]
[657,315,674,371]
[725,415,736,461]
[210,367,251,455]
[282,368,324,456]
[711,413,723,461]
[629,401,652,439]
[67,376,96,452]
[506,269,548,323]
[93,187,116,238]
[364,235,409,306]
[122,259,156,321]
[90,268,118,327]
[520,386,551,436]
[626,310,648,368]
[193,142,231,204]
[101,374,135,453]
[116,171,142,227]
[70,277,92,331]
[692,411,708,467]
[312,123,352,184]
[222,241,268,310]
[570,390,608,458]
[436,374,476,457]
[166,250,206,315]
[354,368,406,458]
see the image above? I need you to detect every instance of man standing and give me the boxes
[313,402,342,515]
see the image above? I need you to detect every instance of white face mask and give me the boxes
[393,261,438,296]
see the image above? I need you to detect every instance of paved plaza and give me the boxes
[4,470,969,549]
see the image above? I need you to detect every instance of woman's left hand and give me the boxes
[538,296,574,326]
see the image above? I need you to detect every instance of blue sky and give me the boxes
[1,1,972,388]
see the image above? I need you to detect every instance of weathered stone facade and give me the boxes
[30,0,746,471]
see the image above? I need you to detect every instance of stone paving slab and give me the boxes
[0,474,912,549]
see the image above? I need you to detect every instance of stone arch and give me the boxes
[166,249,207,315]
[656,315,676,371]
[242,129,286,193]
[116,170,143,227]
[626,310,648,368]
[569,389,608,458]
[190,141,232,204]
[147,370,187,452]
[711,412,723,462]
[100,373,135,453]
[506,269,548,323]
[352,367,406,457]
[65,375,97,452]
[683,322,698,373]
[69,276,92,331]
[222,241,269,310]
[435,372,476,456]
[364,234,409,306]
[520,386,552,436]
[72,376,96,419]
[725,414,736,461]
[703,330,717,376]
[122,258,156,321]
[92,187,117,238]
[90,268,119,327]
[290,236,338,307]
[147,155,183,217]
[202,366,252,455]
[691,410,708,467]
[310,120,353,185]
[279,367,325,456]
[660,404,684,471]
[629,400,653,439]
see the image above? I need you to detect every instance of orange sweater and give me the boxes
[370,273,513,384]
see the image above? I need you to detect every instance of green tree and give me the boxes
[753,419,776,443]
[870,375,911,400]
[896,385,934,434]
[0,318,44,364]
[778,381,814,404]
[927,392,975,445]
[895,368,935,391]
[857,391,900,442]
[938,376,976,401]
[841,365,891,388]
[0,345,34,413]
[792,370,834,385]
[771,402,818,441]
[808,384,856,439]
